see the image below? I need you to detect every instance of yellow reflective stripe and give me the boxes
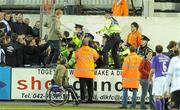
[123,78,140,81]
[75,68,95,72]
[123,64,139,69]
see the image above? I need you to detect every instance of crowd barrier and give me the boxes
[0,67,149,102]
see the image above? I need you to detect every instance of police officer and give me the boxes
[138,35,152,57]
[72,24,85,49]
[96,10,121,69]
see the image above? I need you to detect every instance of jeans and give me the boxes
[140,79,149,110]
[122,88,137,108]
[149,83,155,110]
[102,33,121,69]
[46,40,60,64]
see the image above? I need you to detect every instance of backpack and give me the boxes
[0,45,6,65]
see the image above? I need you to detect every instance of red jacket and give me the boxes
[138,58,151,80]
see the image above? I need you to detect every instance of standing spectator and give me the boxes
[45,9,63,66]
[73,38,99,103]
[32,20,40,38]
[96,10,121,69]
[127,22,142,49]
[0,22,6,38]
[4,12,12,35]
[25,38,49,67]
[121,46,142,109]
[149,45,170,110]
[12,13,29,35]
[13,13,18,22]
[0,10,11,34]
[1,35,21,67]
[164,41,180,110]
[23,18,33,36]
[112,0,129,16]
[139,50,154,110]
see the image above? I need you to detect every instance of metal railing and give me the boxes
[0,0,114,5]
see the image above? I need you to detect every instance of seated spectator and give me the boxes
[53,56,79,105]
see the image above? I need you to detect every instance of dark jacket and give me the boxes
[164,50,178,59]
[32,27,40,38]
[25,43,49,66]
[13,22,29,35]
[2,42,22,67]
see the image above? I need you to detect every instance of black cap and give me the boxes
[142,35,150,41]
[85,33,94,39]
[105,10,112,14]
[75,24,83,29]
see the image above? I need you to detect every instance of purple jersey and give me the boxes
[151,54,170,78]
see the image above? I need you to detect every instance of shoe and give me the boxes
[118,106,127,109]
[80,100,86,103]
[141,106,148,110]
[86,100,93,104]
[129,105,136,109]
[75,101,80,106]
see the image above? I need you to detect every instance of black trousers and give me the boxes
[171,90,180,109]
[79,78,93,101]
[102,33,121,69]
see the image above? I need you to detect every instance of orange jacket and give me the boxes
[73,46,99,79]
[112,0,129,16]
[122,52,142,88]
[127,31,142,48]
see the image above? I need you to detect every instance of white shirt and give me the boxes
[164,56,180,93]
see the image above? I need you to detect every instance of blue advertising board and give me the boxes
[0,67,11,100]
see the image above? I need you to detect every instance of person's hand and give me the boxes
[96,31,100,34]
[59,86,64,92]
[164,91,170,98]
[47,47,51,56]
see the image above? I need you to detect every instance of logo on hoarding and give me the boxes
[0,81,6,88]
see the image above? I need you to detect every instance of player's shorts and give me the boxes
[152,76,166,96]
[171,90,180,109]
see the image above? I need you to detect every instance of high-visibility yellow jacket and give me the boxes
[112,0,129,16]
[122,52,142,88]
[127,31,142,48]
[72,32,85,49]
[98,17,120,35]
[73,46,99,79]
